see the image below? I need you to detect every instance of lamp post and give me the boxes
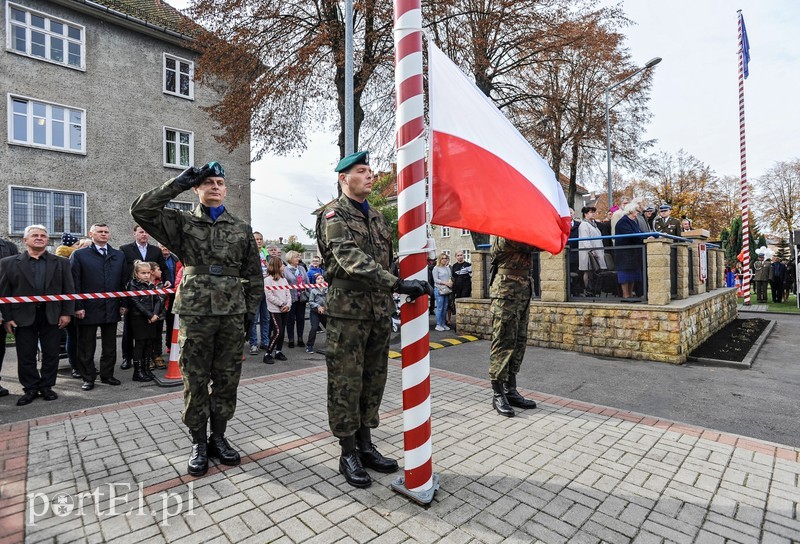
[605,57,662,209]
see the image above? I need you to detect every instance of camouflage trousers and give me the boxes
[325,315,391,438]
[178,314,244,431]
[488,296,530,381]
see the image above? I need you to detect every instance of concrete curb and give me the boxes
[687,318,776,369]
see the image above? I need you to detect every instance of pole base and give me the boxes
[152,374,183,388]
[391,473,440,505]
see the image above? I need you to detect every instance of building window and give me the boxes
[163,53,194,99]
[441,226,450,238]
[461,228,471,236]
[8,94,85,153]
[6,3,84,69]
[165,201,194,212]
[164,127,193,168]
[9,186,85,235]
[462,249,471,262]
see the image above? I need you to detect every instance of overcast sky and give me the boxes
[166,0,800,243]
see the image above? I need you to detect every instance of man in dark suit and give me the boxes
[118,225,168,369]
[0,225,74,406]
[70,223,127,390]
[0,236,19,398]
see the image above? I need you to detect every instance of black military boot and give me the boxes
[132,360,152,382]
[503,374,537,409]
[207,418,241,466]
[187,427,209,476]
[356,427,399,473]
[339,436,371,488]
[491,380,515,417]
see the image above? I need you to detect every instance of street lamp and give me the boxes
[605,57,662,209]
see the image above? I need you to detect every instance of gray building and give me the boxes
[1,0,250,247]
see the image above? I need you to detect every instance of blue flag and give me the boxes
[739,12,751,79]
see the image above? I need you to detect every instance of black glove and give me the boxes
[394,279,434,302]
[243,312,255,340]
[173,166,200,191]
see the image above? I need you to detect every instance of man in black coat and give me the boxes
[0,225,74,406]
[118,225,168,369]
[0,236,19,398]
[70,223,127,390]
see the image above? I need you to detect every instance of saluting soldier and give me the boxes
[488,236,538,418]
[316,150,432,489]
[652,203,681,236]
[131,162,263,477]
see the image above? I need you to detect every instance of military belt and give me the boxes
[183,265,240,277]
[497,267,529,277]
[330,278,371,291]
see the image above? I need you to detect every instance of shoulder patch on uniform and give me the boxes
[325,210,336,219]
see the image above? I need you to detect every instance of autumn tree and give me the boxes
[184,0,394,161]
[753,159,800,253]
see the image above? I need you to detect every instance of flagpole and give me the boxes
[391,0,439,505]
[737,10,751,306]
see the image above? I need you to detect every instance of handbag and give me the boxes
[588,251,602,273]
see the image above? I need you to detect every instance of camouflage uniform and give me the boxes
[488,236,534,382]
[752,257,772,303]
[317,194,397,438]
[130,180,263,430]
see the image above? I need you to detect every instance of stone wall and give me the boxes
[455,289,738,364]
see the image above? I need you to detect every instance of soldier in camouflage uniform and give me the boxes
[131,162,263,477]
[488,236,539,417]
[316,150,432,488]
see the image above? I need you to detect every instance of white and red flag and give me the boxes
[428,43,572,254]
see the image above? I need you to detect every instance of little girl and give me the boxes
[126,260,166,381]
[264,256,291,364]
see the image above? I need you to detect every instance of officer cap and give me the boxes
[335,151,369,173]
[658,203,672,211]
[644,206,655,213]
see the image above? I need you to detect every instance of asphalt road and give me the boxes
[2,312,797,448]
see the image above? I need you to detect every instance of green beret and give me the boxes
[334,150,369,173]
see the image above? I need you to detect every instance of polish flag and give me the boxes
[428,43,572,254]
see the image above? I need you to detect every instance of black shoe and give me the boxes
[0,385,8,397]
[132,360,153,382]
[357,443,399,473]
[100,377,121,386]
[275,352,287,361]
[16,391,37,406]
[82,381,95,391]
[71,369,82,379]
[288,341,295,348]
[208,434,241,466]
[339,452,372,488]
[491,380,515,417]
[503,375,537,409]
[297,340,306,347]
[120,359,132,370]
[187,442,208,476]
[263,353,274,364]
[39,388,58,401]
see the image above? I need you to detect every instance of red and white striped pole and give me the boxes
[737,10,751,305]
[391,0,439,504]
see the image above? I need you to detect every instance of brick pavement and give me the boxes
[1,363,799,544]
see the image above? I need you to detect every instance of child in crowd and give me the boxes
[126,260,165,382]
[264,257,291,364]
[148,262,166,369]
[306,275,328,354]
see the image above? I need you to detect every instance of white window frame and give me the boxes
[8,185,87,236]
[163,53,194,100]
[163,127,194,169]
[7,94,86,154]
[462,249,471,262]
[5,2,85,70]
[441,226,450,238]
[461,228,471,236]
